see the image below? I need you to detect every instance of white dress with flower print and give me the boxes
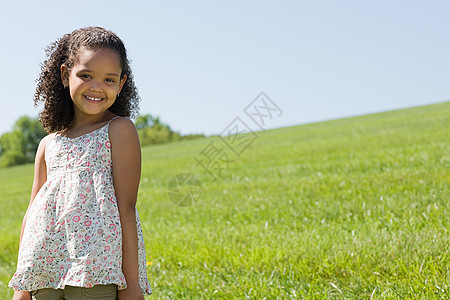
[9,117,152,294]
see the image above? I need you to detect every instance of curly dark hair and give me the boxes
[34,26,140,133]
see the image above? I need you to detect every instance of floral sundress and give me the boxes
[9,117,152,295]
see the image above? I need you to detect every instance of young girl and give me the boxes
[9,27,152,299]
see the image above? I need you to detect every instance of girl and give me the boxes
[9,27,152,299]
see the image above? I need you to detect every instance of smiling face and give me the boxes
[61,47,127,119]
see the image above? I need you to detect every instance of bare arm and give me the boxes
[13,135,49,299]
[19,135,49,248]
[110,117,144,299]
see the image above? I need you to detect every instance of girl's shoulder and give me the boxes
[39,133,55,150]
[108,116,138,139]
[108,116,140,151]
[33,133,54,163]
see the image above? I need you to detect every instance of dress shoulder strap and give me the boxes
[107,116,121,125]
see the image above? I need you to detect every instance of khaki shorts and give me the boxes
[31,284,117,300]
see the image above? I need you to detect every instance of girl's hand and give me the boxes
[12,290,31,300]
[118,284,145,300]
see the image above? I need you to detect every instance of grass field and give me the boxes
[0,102,449,299]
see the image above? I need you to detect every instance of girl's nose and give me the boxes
[89,81,103,93]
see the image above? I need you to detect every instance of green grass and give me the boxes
[1,102,449,299]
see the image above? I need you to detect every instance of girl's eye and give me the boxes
[106,78,115,83]
[81,74,91,79]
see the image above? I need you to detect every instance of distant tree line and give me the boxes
[135,114,205,146]
[0,114,204,168]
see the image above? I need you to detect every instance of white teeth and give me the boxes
[86,96,102,101]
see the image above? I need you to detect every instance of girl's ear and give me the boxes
[118,74,127,94]
[60,64,69,87]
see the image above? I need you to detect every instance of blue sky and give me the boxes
[1,1,449,136]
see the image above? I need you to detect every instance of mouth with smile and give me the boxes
[84,95,105,102]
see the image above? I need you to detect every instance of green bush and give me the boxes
[135,114,204,147]
[138,126,181,146]
[0,116,46,168]
[0,150,27,168]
